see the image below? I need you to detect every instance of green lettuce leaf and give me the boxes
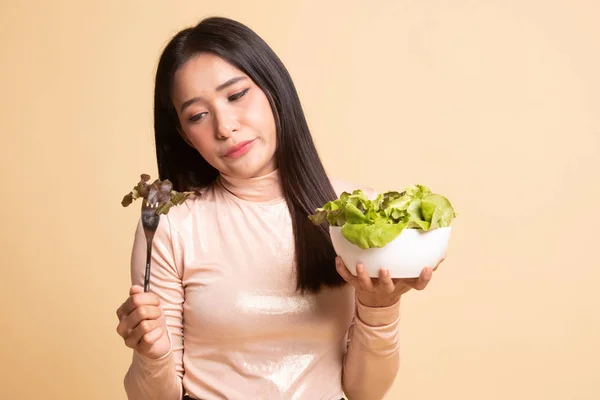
[421,193,456,229]
[309,184,456,249]
[342,219,408,249]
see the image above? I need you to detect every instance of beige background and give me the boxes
[1,0,598,399]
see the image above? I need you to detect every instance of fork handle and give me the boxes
[143,242,152,292]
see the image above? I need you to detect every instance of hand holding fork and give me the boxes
[115,199,169,359]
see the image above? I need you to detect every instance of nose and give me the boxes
[214,108,239,139]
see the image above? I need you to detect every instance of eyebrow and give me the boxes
[179,76,247,113]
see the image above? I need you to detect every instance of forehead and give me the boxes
[172,53,246,102]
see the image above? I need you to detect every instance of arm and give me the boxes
[342,298,401,400]
[123,216,185,400]
[329,178,403,398]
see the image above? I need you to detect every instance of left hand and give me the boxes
[335,256,445,308]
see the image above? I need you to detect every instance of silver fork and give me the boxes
[141,199,160,292]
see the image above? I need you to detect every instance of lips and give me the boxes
[223,139,256,158]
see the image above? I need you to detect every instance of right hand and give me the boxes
[116,285,171,359]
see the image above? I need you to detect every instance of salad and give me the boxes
[309,184,456,249]
[121,174,195,215]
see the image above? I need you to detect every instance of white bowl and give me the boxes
[330,226,451,278]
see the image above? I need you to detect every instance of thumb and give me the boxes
[129,285,144,296]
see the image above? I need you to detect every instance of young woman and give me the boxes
[115,17,443,400]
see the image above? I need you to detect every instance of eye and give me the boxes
[228,88,249,101]
[189,112,208,123]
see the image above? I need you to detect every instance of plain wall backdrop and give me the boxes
[1,1,598,399]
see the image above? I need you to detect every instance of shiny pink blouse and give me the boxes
[123,170,401,400]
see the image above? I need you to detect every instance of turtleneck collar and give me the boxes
[217,169,284,203]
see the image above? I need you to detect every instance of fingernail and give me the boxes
[335,257,340,266]
[357,264,364,273]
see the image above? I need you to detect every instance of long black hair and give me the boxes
[153,17,344,293]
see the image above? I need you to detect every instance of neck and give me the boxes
[217,169,284,202]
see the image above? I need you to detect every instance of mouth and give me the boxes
[223,139,257,158]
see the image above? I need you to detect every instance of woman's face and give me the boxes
[171,53,277,179]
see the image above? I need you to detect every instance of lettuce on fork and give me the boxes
[121,174,195,215]
[309,184,457,249]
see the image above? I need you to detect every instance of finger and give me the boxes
[378,268,395,292]
[356,264,374,292]
[130,305,162,328]
[117,305,162,338]
[433,255,446,272]
[118,292,161,321]
[117,286,149,320]
[124,319,160,349]
[116,302,128,321]
[335,257,358,286]
[335,257,359,286]
[411,267,434,291]
[137,326,166,355]
[130,285,144,296]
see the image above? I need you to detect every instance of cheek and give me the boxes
[186,130,217,160]
[249,96,277,144]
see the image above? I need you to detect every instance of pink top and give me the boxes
[123,169,401,400]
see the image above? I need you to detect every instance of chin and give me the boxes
[225,153,275,177]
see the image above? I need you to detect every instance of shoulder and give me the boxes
[158,185,214,231]
[169,191,204,217]
[329,177,378,199]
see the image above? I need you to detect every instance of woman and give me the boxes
[115,16,442,400]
